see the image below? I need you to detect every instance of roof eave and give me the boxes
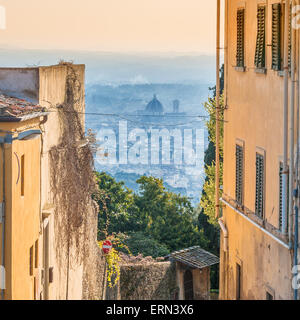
[0,111,49,123]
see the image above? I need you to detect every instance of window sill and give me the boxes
[255,68,267,74]
[277,70,284,77]
[235,66,246,72]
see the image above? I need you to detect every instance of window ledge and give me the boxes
[255,68,267,74]
[235,66,246,72]
[277,70,284,77]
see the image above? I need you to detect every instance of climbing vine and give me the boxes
[94,186,131,288]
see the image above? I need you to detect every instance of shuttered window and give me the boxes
[236,9,245,68]
[272,4,281,71]
[255,153,265,218]
[255,6,266,69]
[236,145,244,205]
[279,162,289,231]
[279,162,283,229]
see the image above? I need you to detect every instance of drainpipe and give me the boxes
[289,0,296,247]
[218,218,228,252]
[0,140,5,300]
[283,0,291,236]
[215,0,221,218]
[218,218,228,300]
[294,200,299,300]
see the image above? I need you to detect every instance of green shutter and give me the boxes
[272,4,281,71]
[255,6,266,69]
[255,153,265,218]
[279,162,289,231]
[279,163,283,229]
[236,9,245,68]
[235,145,244,205]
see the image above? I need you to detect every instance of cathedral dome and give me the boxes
[145,94,164,114]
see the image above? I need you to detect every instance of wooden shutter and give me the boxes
[255,6,266,69]
[279,162,289,231]
[279,162,283,229]
[272,4,281,70]
[236,9,245,68]
[235,145,244,205]
[255,153,265,218]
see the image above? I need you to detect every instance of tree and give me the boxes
[94,171,136,238]
[134,176,208,252]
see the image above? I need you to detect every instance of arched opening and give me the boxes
[184,269,194,300]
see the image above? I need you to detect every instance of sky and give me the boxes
[0,0,220,53]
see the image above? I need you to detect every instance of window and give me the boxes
[236,263,242,300]
[266,291,274,300]
[21,154,25,196]
[35,240,39,269]
[235,145,244,205]
[271,3,282,71]
[29,246,34,276]
[255,6,266,69]
[279,162,289,231]
[236,9,245,68]
[255,153,265,218]
[271,3,292,71]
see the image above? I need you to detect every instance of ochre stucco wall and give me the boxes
[220,0,297,300]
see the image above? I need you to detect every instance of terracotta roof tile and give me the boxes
[168,246,219,269]
[0,94,46,120]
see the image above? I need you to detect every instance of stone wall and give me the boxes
[106,261,177,300]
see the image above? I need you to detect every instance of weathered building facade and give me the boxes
[0,64,105,300]
[220,0,300,300]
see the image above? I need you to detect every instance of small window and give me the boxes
[21,154,25,196]
[35,240,39,269]
[255,153,265,218]
[255,6,266,69]
[236,9,245,68]
[236,263,242,300]
[235,145,244,205]
[29,246,34,276]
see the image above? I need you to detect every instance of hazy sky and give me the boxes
[0,0,219,53]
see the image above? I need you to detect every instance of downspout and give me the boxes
[218,218,228,300]
[283,0,291,236]
[294,199,298,300]
[295,1,300,300]
[289,0,296,247]
[0,141,5,300]
[218,218,228,252]
[215,0,221,218]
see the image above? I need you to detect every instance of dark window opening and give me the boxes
[236,263,242,300]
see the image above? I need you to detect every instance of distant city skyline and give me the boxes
[0,0,223,53]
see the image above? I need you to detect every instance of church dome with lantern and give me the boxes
[145,94,164,114]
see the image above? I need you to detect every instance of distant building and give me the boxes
[145,94,164,115]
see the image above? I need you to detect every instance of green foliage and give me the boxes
[94,171,136,238]
[117,232,170,258]
[95,174,209,256]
